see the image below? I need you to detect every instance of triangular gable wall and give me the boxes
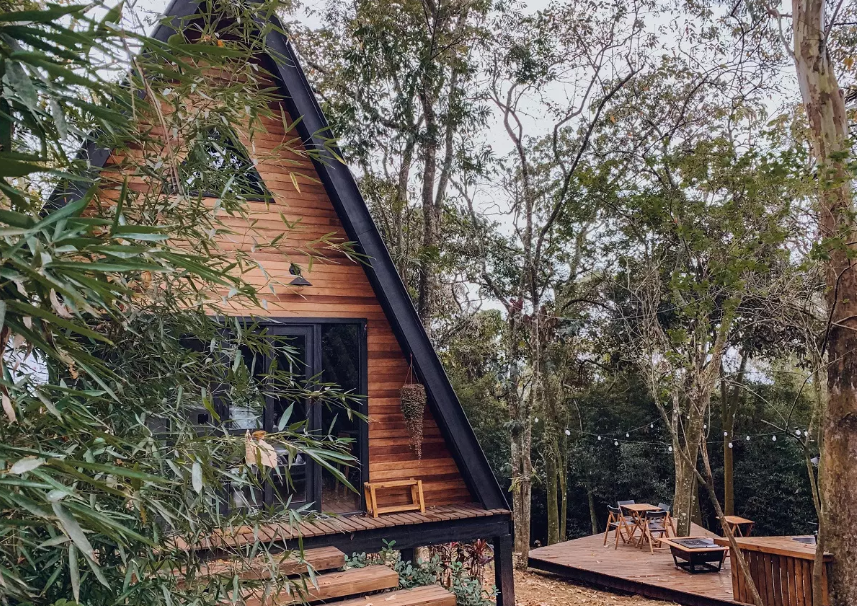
[59,0,508,511]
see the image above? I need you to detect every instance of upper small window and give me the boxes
[179,127,271,200]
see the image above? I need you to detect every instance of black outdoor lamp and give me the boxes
[289,263,312,286]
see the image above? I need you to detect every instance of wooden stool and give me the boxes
[364,479,425,518]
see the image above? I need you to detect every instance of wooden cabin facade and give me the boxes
[59,1,514,604]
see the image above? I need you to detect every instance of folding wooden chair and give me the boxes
[639,510,670,554]
[603,505,634,549]
[658,502,676,535]
[617,500,637,541]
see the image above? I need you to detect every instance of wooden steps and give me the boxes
[182,546,452,606]
[181,546,345,585]
[241,565,400,605]
[333,585,457,606]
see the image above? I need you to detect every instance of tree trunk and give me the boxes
[506,317,531,566]
[673,417,703,536]
[546,439,559,545]
[559,436,568,540]
[792,2,857,604]
[587,483,599,535]
[723,428,734,516]
[721,356,747,517]
[510,412,532,565]
[416,87,439,328]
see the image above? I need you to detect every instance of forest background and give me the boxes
[7,0,852,599]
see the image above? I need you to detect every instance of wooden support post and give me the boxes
[399,547,415,564]
[494,534,515,606]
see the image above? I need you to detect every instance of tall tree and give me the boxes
[792,2,857,603]
[462,0,647,560]
[290,0,490,334]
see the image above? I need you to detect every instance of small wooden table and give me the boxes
[660,537,728,574]
[363,479,425,518]
[619,503,661,543]
[723,515,754,537]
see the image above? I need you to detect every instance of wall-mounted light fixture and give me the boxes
[289,263,311,286]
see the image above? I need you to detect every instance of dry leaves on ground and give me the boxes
[512,569,675,606]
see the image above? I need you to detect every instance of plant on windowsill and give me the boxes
[400,362,426,458]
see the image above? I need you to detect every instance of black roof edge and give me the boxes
[47,0,509,511]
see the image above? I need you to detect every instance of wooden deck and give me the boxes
[180,504,511,552]
[529,523,738,606]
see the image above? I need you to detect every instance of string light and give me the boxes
[772,435,777,441]
[795,429,802,436]
[625,433,629,438]
[724,431,728,436]
[668,446,673,452]
[728,442,733,449]
[614,440,619,446]
[597,436,602,441]
[746,436,751,441]
[564,429,571,436]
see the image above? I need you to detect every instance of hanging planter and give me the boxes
[400,361,426,458]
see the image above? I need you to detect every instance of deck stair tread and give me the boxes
[331,585,456,606]
[243,565,400,605]
[183,546,345,584]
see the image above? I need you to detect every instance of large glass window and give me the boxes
[320,323,362,513]
[210,321,366,514]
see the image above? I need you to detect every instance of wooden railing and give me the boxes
[715,536,832,606]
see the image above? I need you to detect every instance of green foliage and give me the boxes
[347,544,496,606]
[0,1,357,604]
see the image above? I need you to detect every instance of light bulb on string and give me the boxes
[668,446,673,452]
[614,440,619,446]
[650,423,654,429]
[746,436,751,441]
[597,436,601,441]
[795,429,802,436]
[772,435,777,442]
[564,429,571,436]
[724,431,728,437]
[728,442,733,449]
[625,433,629,438]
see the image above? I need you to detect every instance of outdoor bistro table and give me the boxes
[619,503,661,543]
[723,515,755,537]
[659,537,729,574]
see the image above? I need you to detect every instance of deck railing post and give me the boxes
[399,547,415,564]
[493,534,515,606]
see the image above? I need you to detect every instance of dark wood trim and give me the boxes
[239,513,513,559]
[527,557,736,606]
[398,547,415,564]
[493,534,515,606]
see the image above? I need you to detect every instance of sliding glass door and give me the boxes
[216,320,367,514]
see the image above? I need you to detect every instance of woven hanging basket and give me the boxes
[400,383,427,458]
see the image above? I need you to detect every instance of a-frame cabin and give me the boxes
[57,1,513,603]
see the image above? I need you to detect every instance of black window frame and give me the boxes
[216,317,369,514]
[176,126,274,203]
